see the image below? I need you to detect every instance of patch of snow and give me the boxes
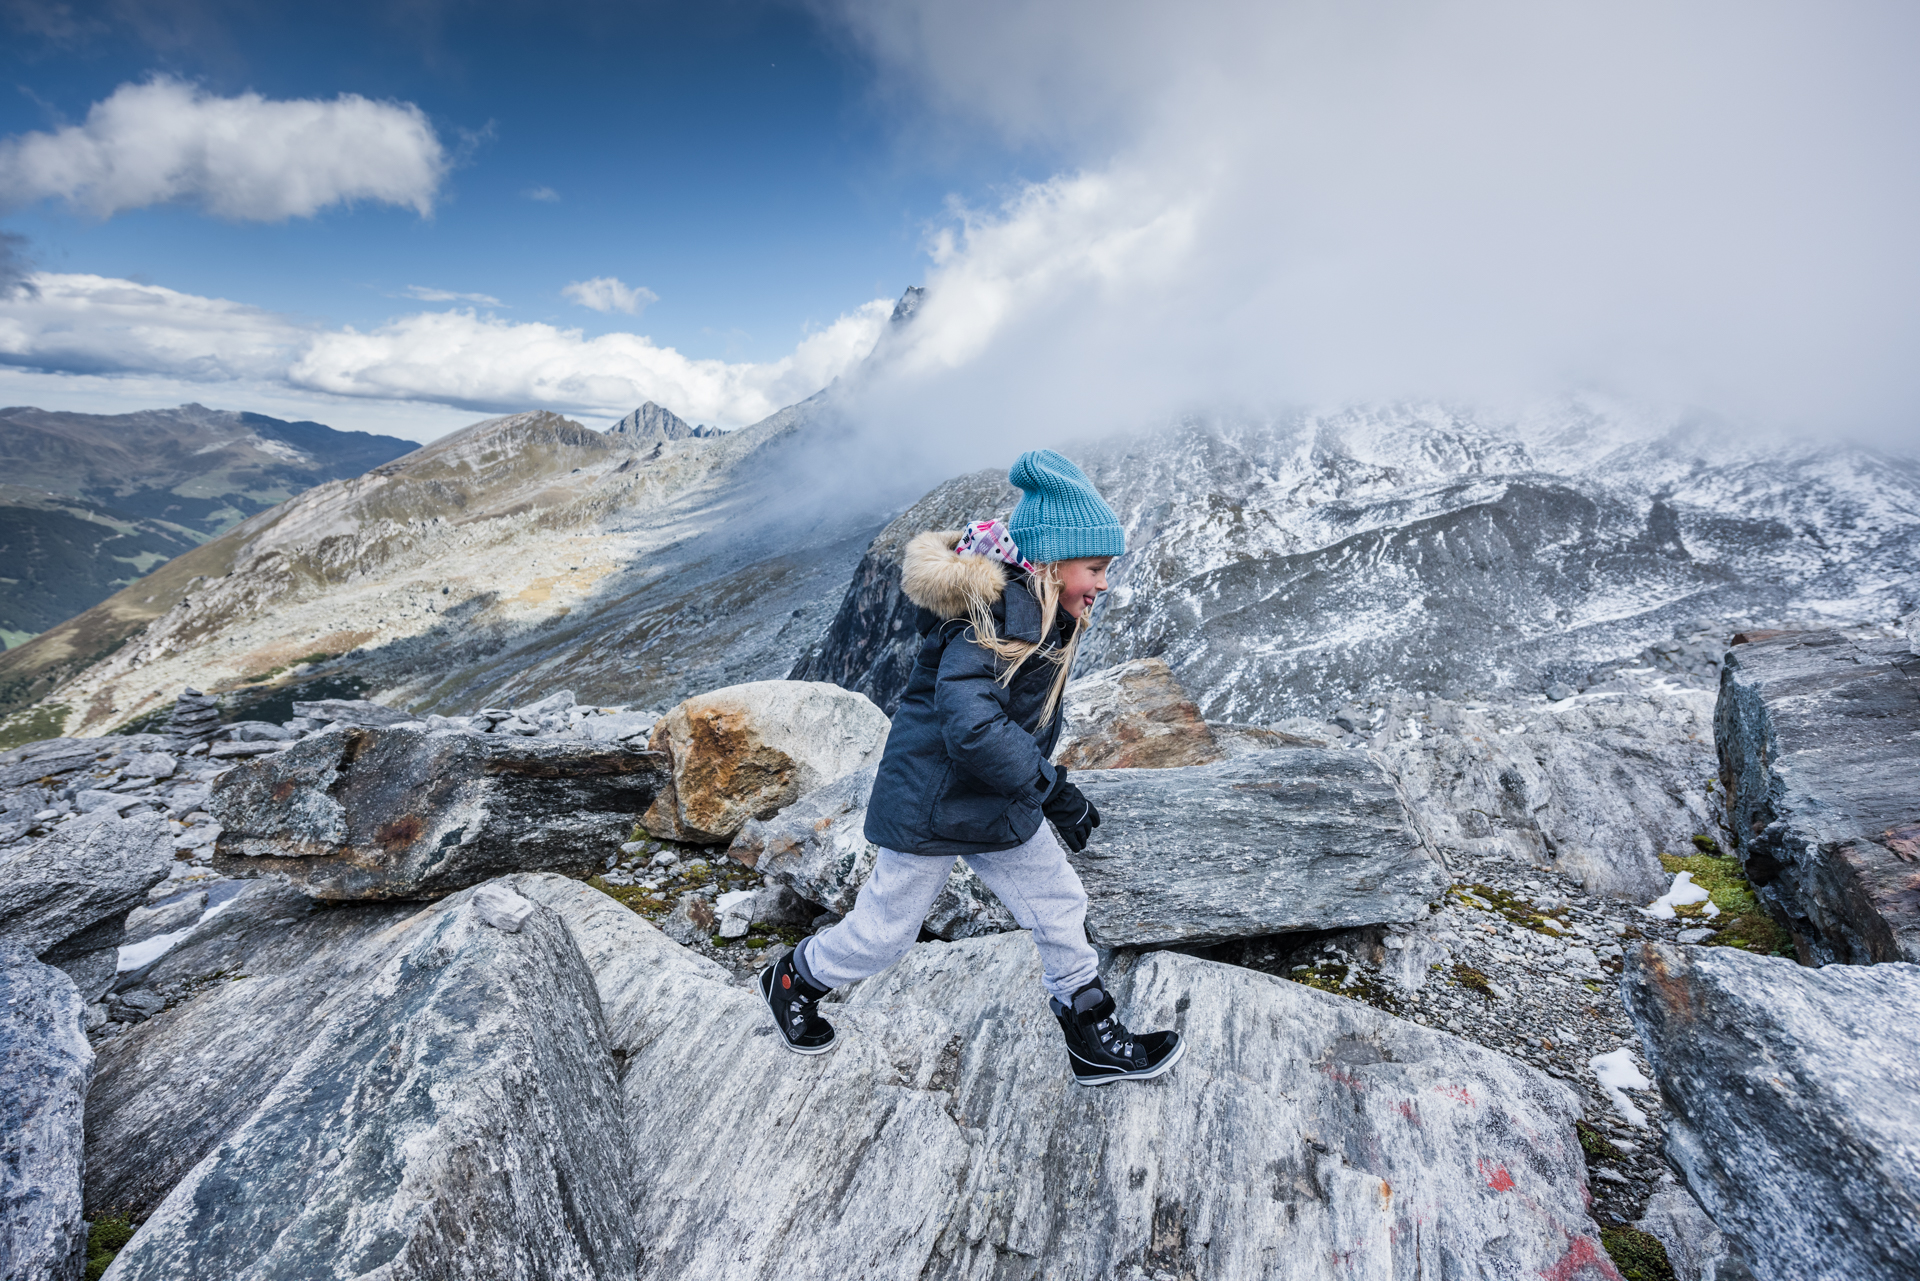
[117,926,195,972]
[1590,1048,1653,1128]
[1640,871,1713,920]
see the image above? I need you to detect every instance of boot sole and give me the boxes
[757,966,837,1057]
[1070,1035,1186,1086]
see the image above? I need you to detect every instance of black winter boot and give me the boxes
[1051,979,1184,1085]
[759,946,837,1055]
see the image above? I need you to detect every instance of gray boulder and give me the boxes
[0,811,172,956]
[208,726,667,899]
[1380,679,1722,900]
[1715,630,1920,963]
[1622,942,1920,1281]
[0,943,92,1281]
[83,881,414,1217]
[1070,754,1441,947]
[602,926,1608,1279]
[729,765,1017,941]
[101,883,637,1281]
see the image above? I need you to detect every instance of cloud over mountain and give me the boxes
[0,75,446,220]
[562,277,656,315]
[827,0,1920,452]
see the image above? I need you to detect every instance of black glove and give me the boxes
[1042,777,1102,853]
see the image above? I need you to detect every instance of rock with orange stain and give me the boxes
[1051,657,1226,770]
[1624,941,1920,1281]
[208,725,667,900]
[641,680,888,843]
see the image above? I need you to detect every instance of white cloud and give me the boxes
[288,301,892,424]
[0,271,893,430]
[0,272,308,378]
[522,186,560,202]
[0,75,447,220]
[402,285,503,306]
[562,276,657,315]
[825,0,1920,450]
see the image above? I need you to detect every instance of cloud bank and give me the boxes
[0,76,447,220]
[0,272,893,429]
[826,0,1920,451]
[562,276,656,315]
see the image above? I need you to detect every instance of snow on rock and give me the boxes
[1640,871,1717,921]
[1589,1047,1654,1128]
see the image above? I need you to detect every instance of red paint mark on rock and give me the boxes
[1540,1234,1624,1281]
[1436,1084,1475,1107]
[1396,1101,1420,1124]
[1479,1158,1515,1192]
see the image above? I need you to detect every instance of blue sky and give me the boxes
[0,0,1048,437]
[2,2,1915,451]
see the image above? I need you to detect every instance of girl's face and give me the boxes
[1055,557,1113,619]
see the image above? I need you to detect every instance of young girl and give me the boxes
[760,449,1184,1085]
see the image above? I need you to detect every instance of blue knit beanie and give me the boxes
[1006,449,1125,564]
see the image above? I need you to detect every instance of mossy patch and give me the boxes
[1451,963,1495,999]
[84,1214,135,1280]
[1286,960,1404,1013]
[1576,1119,1623,1163]
[1690,833,1724,855]
[1658,853,1794,956]
[1600,1225,1676,1281]
[588,877,670,919]
[1450,882,1570,935]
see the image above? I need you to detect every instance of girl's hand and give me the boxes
[1042,779,1101,852]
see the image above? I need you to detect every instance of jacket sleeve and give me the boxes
[933,629,1060,800]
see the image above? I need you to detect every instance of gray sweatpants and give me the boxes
[797,822,1099,1002]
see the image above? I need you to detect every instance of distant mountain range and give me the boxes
[0,404,417,651]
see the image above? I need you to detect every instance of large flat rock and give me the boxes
[0,944,92,1281]
[600,927,1608,1280]
[1715,630,1920,963]
[208,726,667,899]
[1622,942,1920,1281]
[102,882,637,1281]
[1070,755,1441,947]
[0,811,171,957]
[1051,657,1226,770]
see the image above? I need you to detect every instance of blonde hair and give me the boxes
[966,562,1086,725]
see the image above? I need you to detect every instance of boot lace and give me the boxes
[1095,1015,1136,1061]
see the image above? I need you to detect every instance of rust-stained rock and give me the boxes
[208,727,667,900]
[1623,942,1920,1281]
[1051,657,1225,770]
[641,680,888,843]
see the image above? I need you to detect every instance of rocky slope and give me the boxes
[0,388,908,748]
[0,404,415,653]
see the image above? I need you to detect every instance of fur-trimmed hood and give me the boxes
[901,530,1050,643]
[901,530,1007,619]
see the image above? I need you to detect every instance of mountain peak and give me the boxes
[608,401,719,444]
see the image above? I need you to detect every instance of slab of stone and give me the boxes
[1622,942,1920,1281]
[1069,754,1442,947]
[0,811,172,957]
[101,883,636,1281]
[605,928,1610,1280]
[0,943,92,1281]
[1051,657,1225,770]
[642,680,889,843]
[1715,630,1920,963]
[290,697,413,728]
[728,765,1017,941]
[207,726,667,900]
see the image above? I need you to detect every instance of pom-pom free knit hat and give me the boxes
[1006,449,1125,564]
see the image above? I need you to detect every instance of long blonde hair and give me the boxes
[967,562,1085,725]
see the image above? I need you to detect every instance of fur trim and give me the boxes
[901,529,1007,619]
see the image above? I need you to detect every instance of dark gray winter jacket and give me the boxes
[863,530,1068,857]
